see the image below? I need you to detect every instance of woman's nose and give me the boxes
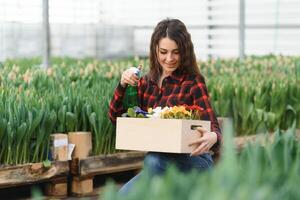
[166,53,173,61]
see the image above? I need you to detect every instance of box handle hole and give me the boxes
[191,125,202,130]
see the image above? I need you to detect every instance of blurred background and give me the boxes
[1,0,300,62]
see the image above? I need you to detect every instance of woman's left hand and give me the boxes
[188,127,217,156]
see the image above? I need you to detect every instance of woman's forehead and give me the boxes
[157,37,178,50]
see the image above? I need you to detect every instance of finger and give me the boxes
[195,127,208,133]
[188,137,205,147]
[207,139,215,149]
[124,70,134,78]
[126,72,139,84]
[131,74,139,82]
[129,76,139,85]
[204,132,217,149]
[196,131,203,137]
[132,74,139,80]
[202,146,210,154]
[120,77,127,86]
[190,143,208,156]
[193,145,210,156]
[123,76,136,86]
[124,73,135,81]
[127,79,136,86]
[121,72,127,85]
[190,145,206,157]
[121,78,128,87]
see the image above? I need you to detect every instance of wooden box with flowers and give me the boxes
[116,105,210,153]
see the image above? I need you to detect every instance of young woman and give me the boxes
[109,18,222,194]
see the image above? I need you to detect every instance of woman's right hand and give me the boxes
[120,66,141,88]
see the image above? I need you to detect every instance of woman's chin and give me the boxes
[162,66,178,73]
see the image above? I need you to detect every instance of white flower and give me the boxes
[147,106,170,118]
[152,106,162,113]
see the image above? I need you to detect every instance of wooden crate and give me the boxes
[70,151,145,196]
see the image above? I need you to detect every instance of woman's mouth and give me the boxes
[164,62,176,67]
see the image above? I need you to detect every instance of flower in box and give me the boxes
[123,105,204,120]
[147,106,170,118]
[160,105,204,120]
[122,106,148,118]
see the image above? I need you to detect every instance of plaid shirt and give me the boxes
[109,71,222,152]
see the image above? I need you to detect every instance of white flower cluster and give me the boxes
[146,106,170,118]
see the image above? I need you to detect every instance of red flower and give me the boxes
[180,104,204,119]
[181,104,204,112]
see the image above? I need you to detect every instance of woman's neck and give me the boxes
[158,71,172,88]
[161,71,172,79]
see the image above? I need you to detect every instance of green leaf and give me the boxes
[137,113,145,118]
[127,108,136,118]
[66,112,77,132]
[42,159,51,168]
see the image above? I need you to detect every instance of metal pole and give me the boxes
[207,0,213,59]
[239,0,245,60]
[42,0,50,68]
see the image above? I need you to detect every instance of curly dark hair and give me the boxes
[148,18,200,83]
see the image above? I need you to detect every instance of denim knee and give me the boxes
[144,152,167,176]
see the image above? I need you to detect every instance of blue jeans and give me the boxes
[119,152,213,195]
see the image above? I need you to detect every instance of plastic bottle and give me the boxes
[122,66,141,109]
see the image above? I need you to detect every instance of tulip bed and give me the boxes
[0,55,299,165]
[205,55,300,135]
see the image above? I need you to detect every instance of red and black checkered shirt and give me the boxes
[109,71,222,152]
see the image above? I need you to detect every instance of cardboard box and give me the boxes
[68,132,92,159]
[50,133,68,161]
[116,118,211,153]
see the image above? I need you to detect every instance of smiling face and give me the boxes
[157,37,180,76]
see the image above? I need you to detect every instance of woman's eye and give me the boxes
[160,51,167,54]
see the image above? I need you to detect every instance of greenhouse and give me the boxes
[0,0,300,199]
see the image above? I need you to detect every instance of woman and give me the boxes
[109,18,222,194]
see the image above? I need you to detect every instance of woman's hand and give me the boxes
[188,127,217,156]
[120,66,142,88]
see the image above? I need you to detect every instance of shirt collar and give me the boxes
[169,69,186,83]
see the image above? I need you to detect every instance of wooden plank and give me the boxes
[71,151,145,177]
[0,161,69,189]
